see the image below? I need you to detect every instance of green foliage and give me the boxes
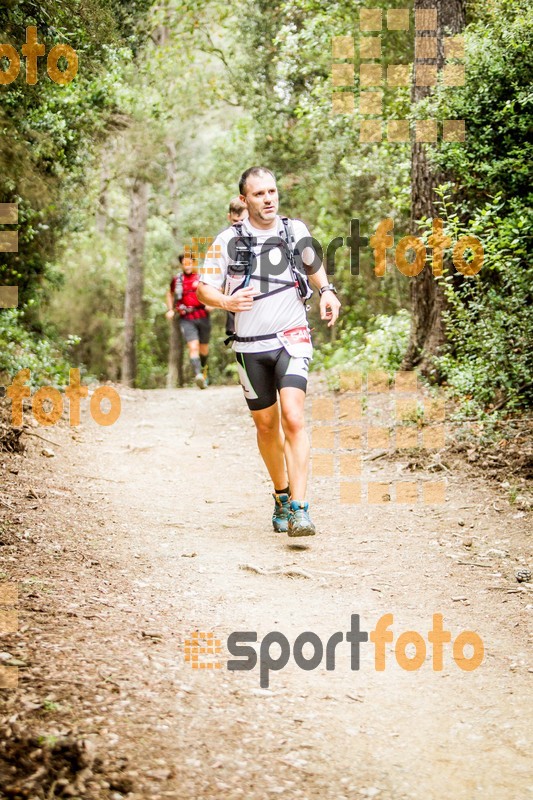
[0,1,154,389]
[435,198,532,411]
[0,0,135,306]
[41,699,61,713]
[0,309,77,387]
[313,310,410,386]
[46,225,126,381]
[130,0,412,383]
[424,0,533,412]
[429,0,532,203]
[3,0,529,408]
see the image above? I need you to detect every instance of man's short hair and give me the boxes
[239,167,276,196]
[178,254,184,264]
[229,197,247,215]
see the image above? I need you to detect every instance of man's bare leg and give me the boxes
[278,386,315,536]
[251,402,288,491]
[279,387,309,501]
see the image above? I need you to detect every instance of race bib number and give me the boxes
[277,326,313,358]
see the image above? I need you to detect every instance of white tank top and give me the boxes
[201,216,317,353]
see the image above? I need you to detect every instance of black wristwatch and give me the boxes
[318,284,337,296]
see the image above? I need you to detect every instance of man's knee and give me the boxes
[254,412,279,438]
[282,408,305,437]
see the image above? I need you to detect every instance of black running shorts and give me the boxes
[235,348,309,411]
[180,316,211,344]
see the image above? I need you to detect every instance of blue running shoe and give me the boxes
[272,493,291,532]
[288,500,316,537]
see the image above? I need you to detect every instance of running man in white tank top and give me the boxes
[198,167,341,538]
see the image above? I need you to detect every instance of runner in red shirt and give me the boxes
[166,254,211,389]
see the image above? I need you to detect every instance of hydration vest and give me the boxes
[173,272,207,318]
[224,217,313,345]
[173,273,184,305]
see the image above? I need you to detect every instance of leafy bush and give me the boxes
[0,309,79,388]
[419,0,533,412]
[313,310,410,385]
[429,0,532,203]
[434,198,532,411]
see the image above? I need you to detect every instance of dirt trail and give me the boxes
[1,381,531,800]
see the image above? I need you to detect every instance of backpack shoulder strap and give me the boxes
[279,217,313,302]
[279,216,295,249]
[229,222,255,286]
[280,216,304,263]
[231,222,254,253]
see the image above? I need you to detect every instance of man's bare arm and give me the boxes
[308,265,330,291]
[165,289,175,319]
[196,283,226,309]
[197,283,257,313]
[307,265,341,328]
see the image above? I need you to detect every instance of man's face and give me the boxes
[240,173,278,227]
[181,257,194,274]
[228,210,248,225]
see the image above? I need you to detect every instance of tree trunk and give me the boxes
[167,313,184,388]
[96,148,111,234]
[151,2,170,46]
[122,178,150,386]
[402,0,466,374]
[165,139,184,387]
[166,140,179,225]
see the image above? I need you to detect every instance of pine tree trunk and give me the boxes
[96,149,111,235]
[167,314,183,388]
[402,0,466,374]
[122,178,150,386]
[166,139,184,388]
